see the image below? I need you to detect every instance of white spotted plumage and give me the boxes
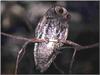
[34,6,70,72]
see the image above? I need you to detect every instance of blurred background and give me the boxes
[1,1,99,74]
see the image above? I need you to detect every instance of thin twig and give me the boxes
[1,32,46,42]
[77,43,99,51]
[53,61,64,74]
[69,49,77,74]
[59,46,75,50]
[61,40,99,51]
[15,41,30,74]
[63,40,81,47]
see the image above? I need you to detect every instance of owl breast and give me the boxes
[34,16,68,72]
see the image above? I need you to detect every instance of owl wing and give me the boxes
[35,16,47,38]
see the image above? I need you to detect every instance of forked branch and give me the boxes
[1,32,99,51]
[62,40,99,51]
[1,32,99,74]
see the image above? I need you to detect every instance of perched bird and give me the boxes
[34,5,71,72]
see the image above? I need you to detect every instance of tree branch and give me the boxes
[60,40,99,51]
[1,32,46,42]
[1,32,99,74]
[69,49,77,74]
[15,41,30,74]
[1,32,99,51]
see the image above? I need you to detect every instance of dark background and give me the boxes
[1,1,99,74]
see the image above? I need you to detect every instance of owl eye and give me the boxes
[55,6,67,15]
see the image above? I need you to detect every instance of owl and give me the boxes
[34,5,71,72]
